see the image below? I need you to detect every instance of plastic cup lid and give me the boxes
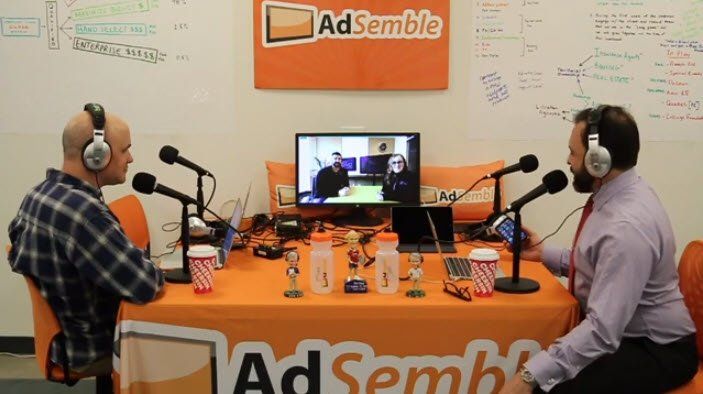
[187,244,217,258]
[469,248,499,261]
[311,232,332,242]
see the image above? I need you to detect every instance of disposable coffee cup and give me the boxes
[469,248,499,297]
[187,245,217,294]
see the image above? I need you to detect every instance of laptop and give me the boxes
[392,206,457,253]
[217,182,252,267]
[424,209,507,281]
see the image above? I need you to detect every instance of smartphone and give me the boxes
[490,215,528,246]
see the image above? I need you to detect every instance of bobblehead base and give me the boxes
[344,279,368,293]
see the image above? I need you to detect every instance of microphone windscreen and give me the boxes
[543,170,569,194]
[132,172,157,194]
[159,145,179,165]
[519,154,539,173]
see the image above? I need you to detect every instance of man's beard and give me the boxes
[333,162,341,168]
[572,166,595,193]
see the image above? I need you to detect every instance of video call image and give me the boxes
[296,133,420,205]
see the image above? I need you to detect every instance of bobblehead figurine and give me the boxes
[406,252,425,298]
[284,251,303,298]
[344,230,368,293]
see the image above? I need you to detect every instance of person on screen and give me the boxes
[8,105,164,379]
[314,151,350,198]
[499,106,697,394]
[377,154,416,202]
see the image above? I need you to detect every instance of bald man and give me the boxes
[8,105,164,380]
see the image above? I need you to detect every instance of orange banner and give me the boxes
[253,0,450,89]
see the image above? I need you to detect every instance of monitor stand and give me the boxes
[333,207,384,227]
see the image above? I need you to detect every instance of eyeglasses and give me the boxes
[390,161,404,165]
[443,280,472,302]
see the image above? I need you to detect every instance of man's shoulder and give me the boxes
[23,178,106,224]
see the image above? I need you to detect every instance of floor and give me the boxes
[0,354,95,393]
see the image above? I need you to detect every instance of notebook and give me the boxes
[391,206,457,253]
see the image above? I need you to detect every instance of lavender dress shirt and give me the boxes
[525,168,696,391]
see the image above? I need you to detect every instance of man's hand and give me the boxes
[376,192,384,201]
[507,226,543,262]
[499,374,534,394]
[338,187,350,197]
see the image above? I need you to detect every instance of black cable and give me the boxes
[204,174,216,210]
[447,176,486,207]
[94,172,105,203]
[530,205,585,248]
[415,235,464,254]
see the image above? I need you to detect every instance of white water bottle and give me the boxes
[310,231,334,294]
[375,231,399,294]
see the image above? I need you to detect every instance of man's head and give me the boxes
[62,108,133,187]
[567,106,639,193]
[330,152,343,170]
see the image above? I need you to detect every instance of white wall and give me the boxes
[1,1,701,336]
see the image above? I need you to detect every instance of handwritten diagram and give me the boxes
[0,0,231,136]
[469,0,703,140]
[0,0,176,64]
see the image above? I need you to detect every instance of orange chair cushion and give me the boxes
[108,194,150,250]
[24,276,64,380]
[266,160,506,221]
[678,240,703,359]
[420,161,505,221]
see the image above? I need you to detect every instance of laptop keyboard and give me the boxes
[443,257,506,281]
[444,256,472,280]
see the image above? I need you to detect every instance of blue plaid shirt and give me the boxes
[8,169,164,369]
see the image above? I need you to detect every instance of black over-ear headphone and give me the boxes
[82,103,111,172]
[584,105,612,178]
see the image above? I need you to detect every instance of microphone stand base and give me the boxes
[165,268,192,284]
[494,277,540,294]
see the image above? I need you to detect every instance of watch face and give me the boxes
[520,366,536,383]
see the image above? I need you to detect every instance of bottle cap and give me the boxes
[376,232,398,242]
[311,231,332,242]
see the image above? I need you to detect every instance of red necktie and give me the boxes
[568,196,594,294]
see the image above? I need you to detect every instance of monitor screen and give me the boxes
[341,157,357,172]
[296,132,420,207]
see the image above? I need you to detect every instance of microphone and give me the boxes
[132,172,244,284]
[448,154,539,208]
[132,172,199,206]
[506,170,568,212]
[159,145,211,176]
[485,154,539,179]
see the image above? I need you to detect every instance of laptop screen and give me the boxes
[391,206,454,245]
[221,200,243,262]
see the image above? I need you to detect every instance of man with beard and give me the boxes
[500,106,697,394]
[313,152,350,199]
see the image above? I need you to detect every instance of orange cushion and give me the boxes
[420,161,505,221]
[266,161,505,221]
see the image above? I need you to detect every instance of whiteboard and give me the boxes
[468,0,703,141]
[0,0,237,134]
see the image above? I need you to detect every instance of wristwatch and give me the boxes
[519,366,537,388]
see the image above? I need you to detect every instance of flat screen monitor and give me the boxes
[296,132,420,224]
[341,157,357,172]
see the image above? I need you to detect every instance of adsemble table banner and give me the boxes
[253,0,450,90]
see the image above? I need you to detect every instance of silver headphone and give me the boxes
[81,103,111,172]
[584,105,612,178]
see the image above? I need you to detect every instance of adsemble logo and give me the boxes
[262,0,444,48]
